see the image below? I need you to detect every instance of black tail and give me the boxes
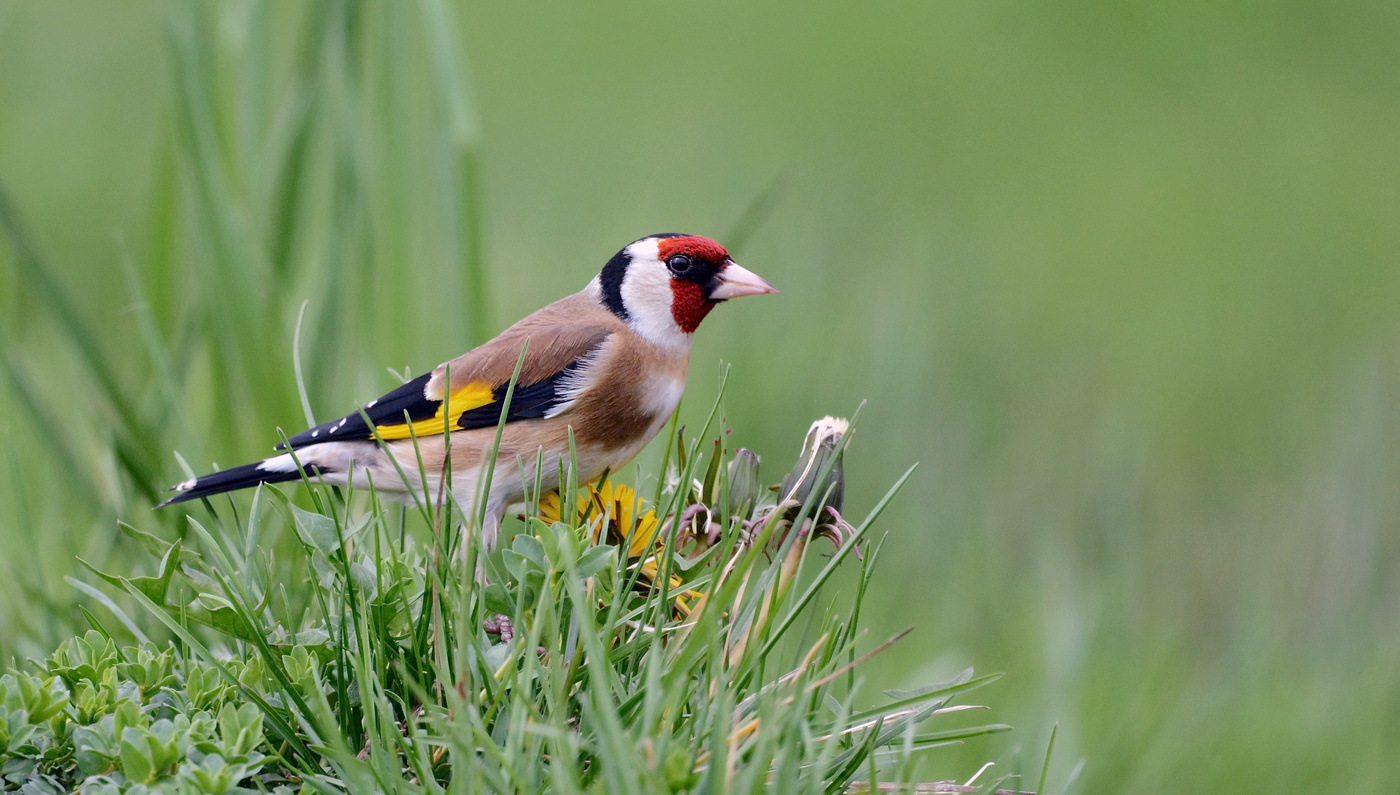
[156,460,322,508]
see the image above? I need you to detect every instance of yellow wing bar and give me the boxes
[374,381,495,440]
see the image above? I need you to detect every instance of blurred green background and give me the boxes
[3,1,1400,791]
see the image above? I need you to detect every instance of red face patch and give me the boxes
[657,235,729,264]
[670,279,716,334]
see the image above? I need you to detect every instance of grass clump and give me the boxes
[1,396,1012,793]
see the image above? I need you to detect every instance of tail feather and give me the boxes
[157,459,322,508]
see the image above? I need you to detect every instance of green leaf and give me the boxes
[113,700,145,738]
[501,549,528,581]
[118,728,155,784]
[576,545,616,581]
[183,603,261,644]
[290,503,341,558]
[483,583,514,616]
[848,673,1005,726]
[513,532,547,571]
[1037,721,1059,795]
[118,522,183,560]
[700,437,723,506]
[79,539,185,605]
[884,667,974,701]
[909,723,1014,745]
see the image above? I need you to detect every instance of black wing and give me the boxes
[278,347,600,450]
[279,372,438,449]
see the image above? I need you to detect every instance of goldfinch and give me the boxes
[160,233,777,548]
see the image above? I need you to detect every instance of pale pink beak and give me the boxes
[710,261,779,300]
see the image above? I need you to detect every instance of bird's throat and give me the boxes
[670,279,716,334]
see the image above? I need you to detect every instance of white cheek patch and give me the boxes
[620,254,693,352]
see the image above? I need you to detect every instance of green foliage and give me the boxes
[0,415,1009,793]
[14,0,1400,790]
[0,632,270,794]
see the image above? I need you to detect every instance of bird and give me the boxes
[159,233,778,549]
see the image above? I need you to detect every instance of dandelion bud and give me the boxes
[778,417,848,515]
[726,448,761,521]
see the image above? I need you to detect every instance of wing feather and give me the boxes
[279,372,450,449]
[279,298,618,451]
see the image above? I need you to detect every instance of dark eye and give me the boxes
[667,254,694,275]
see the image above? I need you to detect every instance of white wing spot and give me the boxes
[367,399,378,408]
[311,429,320,438]
[176,478,196,491]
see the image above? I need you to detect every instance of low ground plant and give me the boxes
[0,383,1017,793]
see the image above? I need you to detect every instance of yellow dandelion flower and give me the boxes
[537,481,659,553]
[536,481,702,617]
